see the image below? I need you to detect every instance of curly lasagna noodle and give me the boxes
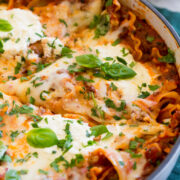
[0,0,179,180]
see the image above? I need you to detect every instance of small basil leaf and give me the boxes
[76,54,102,68]
[101,63,136,79]
[5,169,20,180]
[27,128,58,148]
[0,19,13,32]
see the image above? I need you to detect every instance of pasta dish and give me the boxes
[0,0,179,179]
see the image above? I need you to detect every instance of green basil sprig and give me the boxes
[75,54,136,80]
[27,128,58,148]
[76,54,102,68]
[5,169,20,180]
[101,62,136,79]
[0,19,13,32]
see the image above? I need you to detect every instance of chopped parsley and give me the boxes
[40,90,49,101]
[125,149,142,158]
[59,19,68,27]
[29,96,35,105]
[68,63,85,73]
[38,169,48,175]
[9,104,33,115]
[117,56,127,65]
[14,62,22,74]
[20,77,28,82]
[121,47,129,57]
[105,98,126,112]
[110,82,118,91]
[0,40,4,54]
[112,39,120,46]
[146,35,154,43]
[89,14,110,39]
[138,91,150,99]
[76,75,94,83]
[90,125,111,138]
[133,162,137,170]
[158,49,175,63]
[31,77,43,87]
[17,169,28,175]
[0,92,3,99]
[26,87,31,96]
[105,0,113,7]
[10,130,20,142]
[148,84,160,91]
[57,123,73,154]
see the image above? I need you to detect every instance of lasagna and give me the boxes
[0,0,179,180]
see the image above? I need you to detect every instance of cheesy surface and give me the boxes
[0,1,179,180]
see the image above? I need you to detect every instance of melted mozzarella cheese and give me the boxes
[0,9,43,58]
[7,115,94,180]
[5,114,165,180]
[0,44,153,122]
[0,93,165,180]
[95,44,152,108]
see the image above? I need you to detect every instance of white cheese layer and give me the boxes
[6,114,165,180]
[8,115,94,180]
[0,8,43,57]
[95,44,152,108]
[0,44,152,122]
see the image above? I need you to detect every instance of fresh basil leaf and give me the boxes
[101,63,136,79]
[27,128,58,148]
[0,19,13,32]
[76,54,102,68]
